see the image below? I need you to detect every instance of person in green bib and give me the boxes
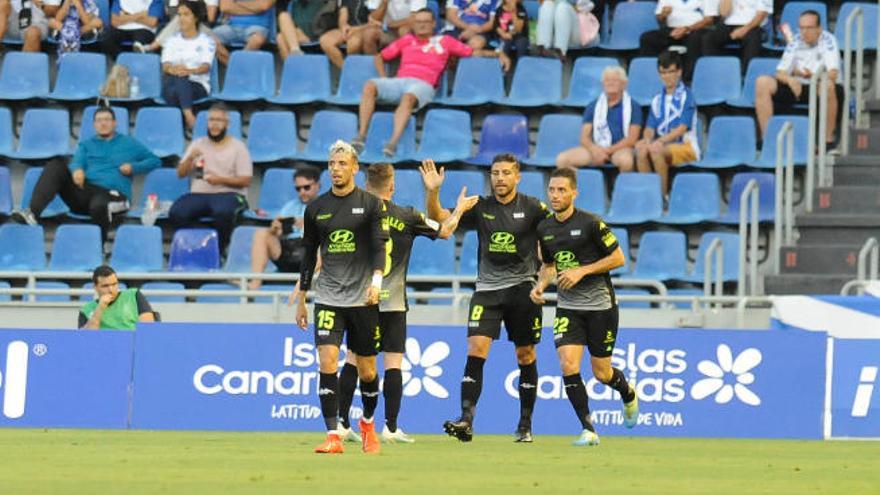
[79,265,155,330]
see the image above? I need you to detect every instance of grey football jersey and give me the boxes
[380,201,441,312]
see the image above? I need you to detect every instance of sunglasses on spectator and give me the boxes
[295,183,315,191]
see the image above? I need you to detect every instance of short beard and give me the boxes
[208,128,227,142]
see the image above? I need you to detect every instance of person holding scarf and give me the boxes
[635,50,699,196]
[555,65,641,172]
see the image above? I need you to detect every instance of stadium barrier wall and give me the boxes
[830,339,880,439]
[0,324,850,439]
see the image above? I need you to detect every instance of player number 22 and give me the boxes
[553,317,570,334]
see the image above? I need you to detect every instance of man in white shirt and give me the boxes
[367,0,425,46]
[755,9,841,147]
[702,0,771,69]
[639,0,718,81]
[0,0,59,51]
[101,0,164,57]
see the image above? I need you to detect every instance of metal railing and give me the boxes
[841,5,866,156]
[774,121,795,273]
[807,67,832,211]
[737,180,760,297]
[840,238,879,295]
[703,237,723,309]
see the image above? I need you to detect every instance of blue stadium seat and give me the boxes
[35,281,71,302]
[9,109,71,159]
[679,232,740,283]
[599,1,658,50]
[247,111,299,163]
[0,224,45,270]
[459,230,478,276]
[615,288,651,308]
[269,54,332,104]
[560,57,621,107]
[437,57,505,106]
[49,52,106,101]
[244,168,295,220]
[0,52,49,100]
[128,168,189,219]
[217,51,275,102]
[319,170,366,194]
[409,236,455,276]
[692,56,741,106]
[48,225,102,272]
[574,169,606,215]
[752,115,809,168]
[194,110,242,140]
[0,107,12,156]
[111,225,164,272]
[605,173,663,225]
[610,227,629,275]
[518,171,545,198]
[21,167,69,217]
[626,230,687,281]
[441,170,485,208]
[695,116,756,169]
[523,0,538,19]
[496,56,562,107]
[727,58,780,108]
[326,55,379,105]
[134,107,185,158]
[140,282,186,303]
[413,109,472,162]
[659,173,721,224]
[718,172,775,224]
[466,114,529,166]
[296,110,357,162]
[80,105,129,142]
[391,169,424,209]
[835,2,877,50]
[627,57,663,107]
[0,165,11,216]
[112,53,161,102]
[224,226,261,272]
[765,2,828,50]
[524,114,582,167]
[196,283,240,303]
[168,228,220,272]
[359,112,416,163]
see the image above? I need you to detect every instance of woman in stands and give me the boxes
[49,0,104,58]
[535,0,598,58]
[134,0,229,65]
[160,0,216,130]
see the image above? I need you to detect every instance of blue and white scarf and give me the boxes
[651,81,688,136]
[592,91,632,147]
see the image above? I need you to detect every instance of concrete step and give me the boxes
[832,155,880,167]
[764,273,855,295]
[778,244,861,275]
[848,127,880,155]
[795,214,880,245]
[832,162,880,186]
[813,186,880,213]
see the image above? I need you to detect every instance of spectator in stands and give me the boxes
[160,0,216,130]
[248,166,321,289]
[101,0,164,58]
[701,0,771,69]
[442,0,497,50]
[369,0,424,47]
[213,0,275,50]
[80,265,155,330]
[535,0,598,58]
[11,107,161,241]
[134,0,230,66]
[556,66,641,172]
[493,0,528,65]
[0,0,59,51]
[319,0,380,69]
[49,0,103,58]
[353,8,509,158]
[755,9,841,148]
[170,103,253,251]
[639,0,717,81]
[275,0,318,57]
[635,50,699,196]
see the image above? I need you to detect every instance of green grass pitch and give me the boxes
[0,429,878,495]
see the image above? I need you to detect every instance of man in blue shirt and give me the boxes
[556,66,642,172]
[12,107,161,241]
[248,166,321,289]
[213,0,275,50]
[442,0,498,49]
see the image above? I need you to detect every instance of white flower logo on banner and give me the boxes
[690,344,763,406]
[401,338,450,398]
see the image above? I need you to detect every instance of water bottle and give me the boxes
[130,76,140,99]
[141,193,159,226]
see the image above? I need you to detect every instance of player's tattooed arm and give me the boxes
[420,159,452,223]
[296,207,320,330]
[437,187,479,239]
[531,262,557,305]
[288,253,322,306]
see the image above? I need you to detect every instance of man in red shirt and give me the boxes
[352,8,509,158]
